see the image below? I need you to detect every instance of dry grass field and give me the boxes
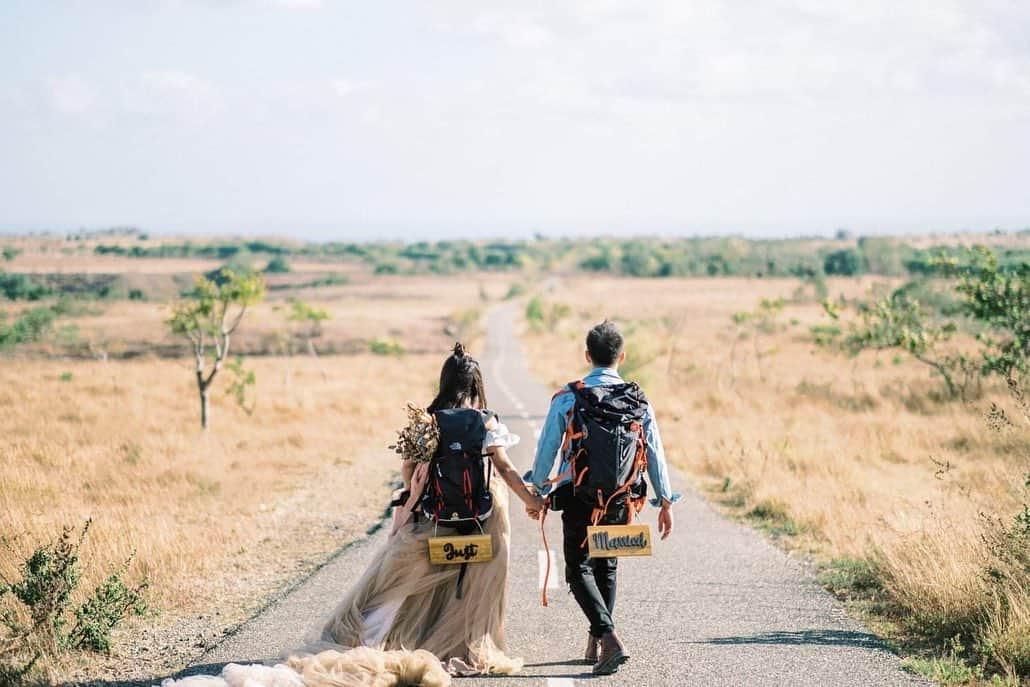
[0,269,510,682]
[2,234,1028,684]
[519,276,1029,683]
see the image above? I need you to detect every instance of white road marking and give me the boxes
[538,549,559,590]
[547,679,575,687]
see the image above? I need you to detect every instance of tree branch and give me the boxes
[226,304,248,336]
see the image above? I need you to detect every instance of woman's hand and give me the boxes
[524,493,546,520]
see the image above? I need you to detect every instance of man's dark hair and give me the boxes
[586,320,624,367]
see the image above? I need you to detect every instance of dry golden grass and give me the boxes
[1,274,503,358]
[520,276,1029,680]
[0,273,511,681]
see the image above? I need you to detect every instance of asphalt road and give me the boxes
[191,305,926,687]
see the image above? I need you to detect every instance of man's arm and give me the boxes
[643,404,681,508]
[525,393,571,495]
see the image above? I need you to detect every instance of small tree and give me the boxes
[168,269,265,428]
[824,248,861,276]
[826,295,977,399]
[937,247,1030,381]
[728,298,785,382]
[287,298,330,380]
[225,356,257,415]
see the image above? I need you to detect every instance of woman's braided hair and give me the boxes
[427,342,488,413]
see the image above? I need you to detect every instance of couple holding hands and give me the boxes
[170,320,677,687]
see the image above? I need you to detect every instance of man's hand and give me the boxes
[658,501,674,540]
[524,492,546,520]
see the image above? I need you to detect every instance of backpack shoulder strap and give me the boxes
[551,379,584,402]
[628,382,650,408]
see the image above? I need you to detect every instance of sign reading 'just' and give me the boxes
[586,524,653,558]
[428,534,493,565]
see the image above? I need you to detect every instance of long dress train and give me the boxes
[162,420,523,687]
[313,482,522,677]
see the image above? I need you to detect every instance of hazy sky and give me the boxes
[2,0,1029,240]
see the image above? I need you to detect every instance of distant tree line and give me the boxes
[94,240,290,259]
[88,233,1030,279]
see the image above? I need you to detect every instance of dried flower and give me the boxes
[389,402,439,464]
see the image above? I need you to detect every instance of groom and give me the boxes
[526,320,679,675]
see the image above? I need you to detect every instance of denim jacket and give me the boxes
[526,367,681,507]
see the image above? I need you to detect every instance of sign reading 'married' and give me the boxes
[428,534,493,565]
[586,524,653,558]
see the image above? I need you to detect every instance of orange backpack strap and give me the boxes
[550,379,584,401]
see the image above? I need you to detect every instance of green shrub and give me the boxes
[264,256,291,274]
[810,324,842,347]
[824,248,862,276]
[819,556,884,601]
[746,499,807,537]
[369,338,405,355]
[224,356,257,415]
[525,297,545,326]
[941,247,1030,380]
[890,279,963,317]
[0,307,57,348]
[0,521,148,683]
[0,272,50,301]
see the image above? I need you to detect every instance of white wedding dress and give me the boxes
[161,419,521,687]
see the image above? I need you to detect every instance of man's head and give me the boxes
[585,320,625,369]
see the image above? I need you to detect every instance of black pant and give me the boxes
[560,491,626,637]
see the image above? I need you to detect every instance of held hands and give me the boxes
[523,485,547,521]
[525,495,547,520]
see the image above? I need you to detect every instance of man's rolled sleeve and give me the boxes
[525,395,569,495]
[643,406,682,507]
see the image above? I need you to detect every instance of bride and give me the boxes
[166,344,545,687]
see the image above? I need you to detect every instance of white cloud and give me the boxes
[122,70,223,125]
[428,0,1030,110]
[47,75,95,116]
[265,0,323,9]
[331,79,356,97]
[437,11,554,49]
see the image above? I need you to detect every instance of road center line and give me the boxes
[546,679,575,687]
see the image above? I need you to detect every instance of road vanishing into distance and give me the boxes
[186,305,926,687]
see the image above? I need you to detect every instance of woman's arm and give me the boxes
[488,445,545,511]
[401,458,415,489]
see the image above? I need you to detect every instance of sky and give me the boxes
[2,0,1029,241]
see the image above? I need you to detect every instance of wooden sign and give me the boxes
[428,534,493,565]
[587,525,653,558]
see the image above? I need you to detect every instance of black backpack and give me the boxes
[420,408,493,533]
[561,381,650,517]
